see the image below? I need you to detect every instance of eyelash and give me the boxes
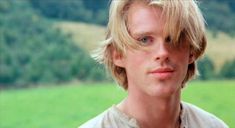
[137,36,153,46]
[136,35,172,46]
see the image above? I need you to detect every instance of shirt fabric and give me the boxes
[79,102,229,128]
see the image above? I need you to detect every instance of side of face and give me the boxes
[113,1,194,97]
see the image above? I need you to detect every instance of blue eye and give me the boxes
[138,36,153,46]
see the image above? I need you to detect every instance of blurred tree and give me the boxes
[197,56,215,80]
[200,0,235,36]
[29,0,235,36]
[30,0,109,25]
[219,59,235,79]
[0,0,107,88]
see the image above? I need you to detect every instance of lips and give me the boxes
[148,67,175,79]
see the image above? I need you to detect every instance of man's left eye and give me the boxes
[138,36,153,46]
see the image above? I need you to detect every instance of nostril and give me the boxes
[155,57,160,60]
[155,56,169,62]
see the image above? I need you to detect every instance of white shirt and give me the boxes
[79,102,229,128]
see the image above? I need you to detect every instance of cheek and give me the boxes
[178,55,190,69]
[172,49,190,69]
[175,46,191,64]
[126,56,144,70]
[125,51,148,74]
[176,53,190,77]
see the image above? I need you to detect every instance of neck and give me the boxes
[117,88,181,128]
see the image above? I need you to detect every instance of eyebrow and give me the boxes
[131,31,155,38]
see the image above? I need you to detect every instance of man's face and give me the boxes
[113,2,194,98]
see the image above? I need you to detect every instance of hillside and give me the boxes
[55,22,106,51]
[55,21,235,72]
[206,32,235,71]
[30,0,235,35]
[0,0,107,87]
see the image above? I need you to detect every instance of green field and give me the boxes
[0,80,234,128]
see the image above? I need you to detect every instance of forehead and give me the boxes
[127,1,165,36]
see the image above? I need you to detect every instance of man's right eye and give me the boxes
[138,36,153,46]
[165,35,172,43]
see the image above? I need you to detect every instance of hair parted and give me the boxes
[92,0,207,90]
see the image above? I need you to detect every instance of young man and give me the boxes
[80,0,228,128]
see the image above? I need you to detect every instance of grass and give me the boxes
[0,80,234,128]
[0,83,125,128]
[182,80,235,127]
[55,21,235,71]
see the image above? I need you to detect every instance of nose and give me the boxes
[152,40,169,62]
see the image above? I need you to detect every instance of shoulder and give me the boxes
[79,108,110,128]
[78,106,138,128]
[181,102,229,128]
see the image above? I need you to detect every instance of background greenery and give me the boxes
[0,0,235,88]
[0,81,234,128]
[0,0,107,88]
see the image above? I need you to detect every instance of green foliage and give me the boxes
[0,0,107,87]
[0,81,234,128]
[219,59,235,79]
[196,56,235,80]
[200,0,235,36]
[29,0,235,35]
[29,0,109,25]
[197,56,215,80]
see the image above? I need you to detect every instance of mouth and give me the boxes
[148,67,175,79]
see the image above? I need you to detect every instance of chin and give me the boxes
[147,83,180,97]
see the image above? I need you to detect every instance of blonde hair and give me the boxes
[92,0,207,90]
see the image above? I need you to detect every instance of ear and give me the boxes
[112,49,125,68]
[188,54,195,64]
